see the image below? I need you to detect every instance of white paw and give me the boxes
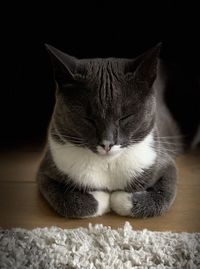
[90,191,110,217]
[110,191,133,216]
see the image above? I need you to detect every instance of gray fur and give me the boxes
[37,44,182,218]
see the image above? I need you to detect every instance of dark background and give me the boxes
[1,2,200,149]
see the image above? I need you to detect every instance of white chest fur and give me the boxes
[49,133,156,191]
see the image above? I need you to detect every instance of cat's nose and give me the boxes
[100,140,114,152]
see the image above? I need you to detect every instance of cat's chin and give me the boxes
[96,145,123,157]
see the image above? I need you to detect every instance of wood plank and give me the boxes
[0,179,199,232]
[0,151,43,182]
[0,149,199,231]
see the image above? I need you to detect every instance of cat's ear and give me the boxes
[126,43,161,88]
[45,44,77,84]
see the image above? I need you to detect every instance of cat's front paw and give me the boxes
[110,191,133,216]
[89,191,110,217]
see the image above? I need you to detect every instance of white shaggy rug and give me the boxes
[0,222,200,269]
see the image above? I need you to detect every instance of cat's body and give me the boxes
[37,44,182,218]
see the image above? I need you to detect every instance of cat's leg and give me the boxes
[38,175,110,218]
[110,161,177,217]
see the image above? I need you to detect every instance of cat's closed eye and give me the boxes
[83,117,96,127]
[119,114,134,124]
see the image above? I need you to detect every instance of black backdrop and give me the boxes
[1,2,200,148]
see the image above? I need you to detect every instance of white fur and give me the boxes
[49,132,156,191]
[110,191,133,216]
[90,191,110,216]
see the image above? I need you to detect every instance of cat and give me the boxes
[37,43,182,218]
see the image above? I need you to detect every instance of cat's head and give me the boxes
[46,44,160,156]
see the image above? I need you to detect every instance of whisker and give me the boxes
[154,141,184,146]
[50,132,86,141]
[49,143,89,151]
[158,140,183,143]
[157,135,186,139]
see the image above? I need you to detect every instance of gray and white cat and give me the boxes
[37,43,182,218]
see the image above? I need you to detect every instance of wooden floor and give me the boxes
[0,148,200,232]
